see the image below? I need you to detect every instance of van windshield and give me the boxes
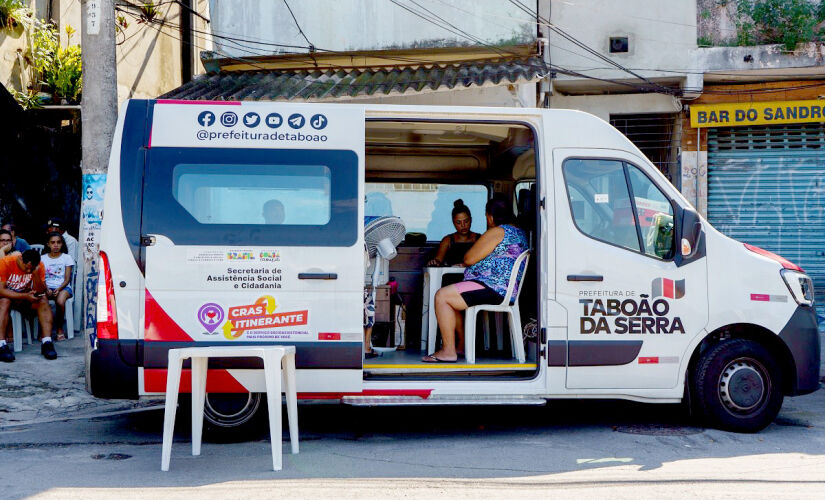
[365,183,488,241]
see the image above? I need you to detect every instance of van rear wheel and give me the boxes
[202,393,263,432]
[693,339,783,433]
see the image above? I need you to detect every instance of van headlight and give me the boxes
[781,269,814,306]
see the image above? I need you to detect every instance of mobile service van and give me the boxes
[87,99,820,433]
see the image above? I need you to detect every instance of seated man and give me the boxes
[262,199,286,224]
[2,222,30,253]
[0,250,58,362]
[0,229,17,258]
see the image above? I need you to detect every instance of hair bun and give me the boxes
[453,199,465,208]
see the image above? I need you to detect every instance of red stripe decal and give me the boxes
[145,289,194,342]
[663,279,674,299]
[144,368,248,393]
[750,294,770,302]
[156,99,242,106]
[298,389,433,400]
[318,332,341,340]
[638,357,659,364]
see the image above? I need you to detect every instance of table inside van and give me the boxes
[420,266,467,352]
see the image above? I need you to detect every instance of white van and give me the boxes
[87,99,820,433]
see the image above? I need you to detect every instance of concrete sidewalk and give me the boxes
[0,335,157,427]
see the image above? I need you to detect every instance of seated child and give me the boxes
[41,233,74,341]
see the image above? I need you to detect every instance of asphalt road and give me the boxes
[2,385,824,499]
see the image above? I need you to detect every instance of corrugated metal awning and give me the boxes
[160,56,549,102]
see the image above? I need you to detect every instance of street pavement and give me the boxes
[0,335,824,498]
[0,335,157,426]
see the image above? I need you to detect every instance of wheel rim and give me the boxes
[718,357,769,415]
[203,393,261,428]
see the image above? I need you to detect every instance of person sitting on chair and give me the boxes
[427,199,480,267]
[42,233,74,341]
[262,199,286,224]
[0,250,58,362]
[423,197,528,363]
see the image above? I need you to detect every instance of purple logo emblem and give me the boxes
[197,303,224,333]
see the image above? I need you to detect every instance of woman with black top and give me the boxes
[428,200,480,267]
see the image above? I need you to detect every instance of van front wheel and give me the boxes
[693,339,783,433]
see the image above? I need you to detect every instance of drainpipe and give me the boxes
[179,0,194,84]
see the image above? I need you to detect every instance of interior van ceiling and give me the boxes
[366,122,514,147]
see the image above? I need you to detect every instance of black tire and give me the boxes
[179,393,264,439]
[693,338,783,433]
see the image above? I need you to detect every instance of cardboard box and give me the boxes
[366,285,391,322]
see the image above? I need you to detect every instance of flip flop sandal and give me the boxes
[422,354,457,363]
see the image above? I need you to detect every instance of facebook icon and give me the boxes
[197,111,215,127]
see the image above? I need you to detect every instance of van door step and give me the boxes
[341,395,547,407]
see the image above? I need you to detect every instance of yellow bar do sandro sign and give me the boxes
[690,100,825,128]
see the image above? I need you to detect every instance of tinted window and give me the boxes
[627,166,675,259]
[143,148,358,246]
[365,183,488,240]
[173,164,331,225]
[563,159,639,251]
[563,158,675,260]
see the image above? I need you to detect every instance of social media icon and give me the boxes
[265,113,283,128]
[243,112,261,128]
[197,111,215,127]
[288,113,305,129]
[220,111,238,127]
[310,114,328,130]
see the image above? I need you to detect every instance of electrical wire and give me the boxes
[122,5,825,99]
[283,0,315,51]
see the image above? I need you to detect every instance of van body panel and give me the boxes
[553,148,710,390]
[704,225,799,335]
[138,101,366,394]
[103,100,148,342]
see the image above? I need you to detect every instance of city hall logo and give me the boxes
[197,303,224,334]
[579,279,687,335]
[651,278,685,299]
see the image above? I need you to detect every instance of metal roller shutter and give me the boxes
[707,123,825,302]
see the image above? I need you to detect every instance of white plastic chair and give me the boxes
[465,250,530,364]
[10,310,35,352]
[29,244,44,254]
[32,297,74,340]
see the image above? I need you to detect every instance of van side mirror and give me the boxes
[676,207,705,266]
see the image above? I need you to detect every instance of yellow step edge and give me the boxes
[364,363,536,369]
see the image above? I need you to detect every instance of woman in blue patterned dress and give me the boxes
[423,197,528,362]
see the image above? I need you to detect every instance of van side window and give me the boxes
[563,159,639,252]
[365,183,488,241]
[626,166,675,259]
[563,158,675,260]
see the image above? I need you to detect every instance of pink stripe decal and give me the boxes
[156,99,242,106]
[750,294,769,302]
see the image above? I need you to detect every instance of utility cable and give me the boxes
[283,0,315,52]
